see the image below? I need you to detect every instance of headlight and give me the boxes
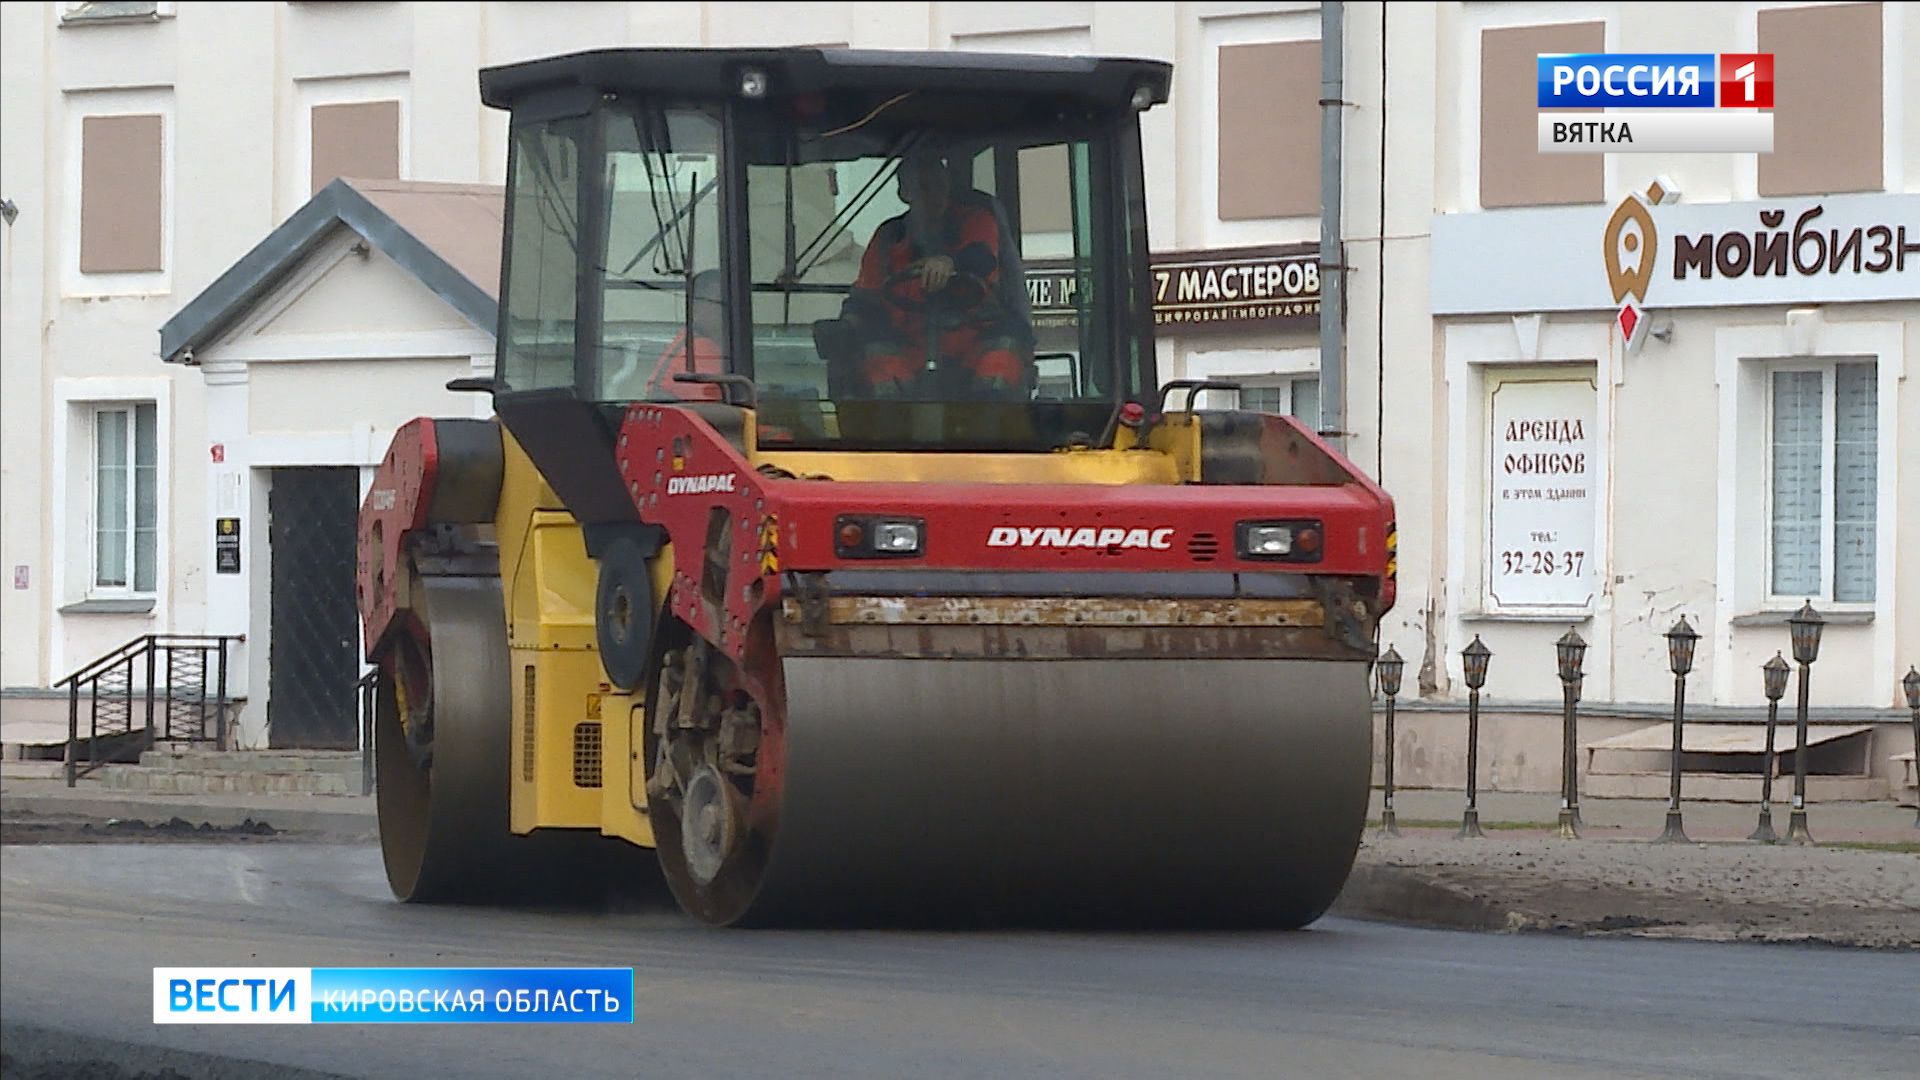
[1245,525,1294,556]
[1236,519,1323,562]
[874,521,921,553]
[834,515,925,559]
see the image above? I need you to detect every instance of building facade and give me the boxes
[1,2,1913,791]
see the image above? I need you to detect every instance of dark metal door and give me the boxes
[268,467,360,749]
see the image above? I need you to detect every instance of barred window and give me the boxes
[1768,362,1876,603]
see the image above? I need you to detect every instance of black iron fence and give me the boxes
[61,635,242,786]
[1374,601,1920,842]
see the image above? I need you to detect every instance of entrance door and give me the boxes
[268,467,361,749]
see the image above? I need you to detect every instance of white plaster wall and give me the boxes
[1424,297,1915,713]
[257,246,470,338]
[1406,1,1917,717]
[483,2,635,68]
[248,360,475,436]
[0,3,52,688]
[284,0,413,84]
[5,0,1912,734]
[193,238,494,745]
[0,0,1273,691]
[409,3,487,188]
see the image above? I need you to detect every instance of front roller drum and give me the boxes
[649,649,1373,929]
[375,575,607,903]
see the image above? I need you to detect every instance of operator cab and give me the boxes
[479,47,1170,457]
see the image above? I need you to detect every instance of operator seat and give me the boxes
[951,187,1037,399]
[951,188,1036,355]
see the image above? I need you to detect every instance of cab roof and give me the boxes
[478,47,1172,113]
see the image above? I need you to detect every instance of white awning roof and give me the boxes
[1584,723,1875,754]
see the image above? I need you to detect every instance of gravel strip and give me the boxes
[1343,833,1920,949]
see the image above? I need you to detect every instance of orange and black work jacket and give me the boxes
[847,201,1020,347]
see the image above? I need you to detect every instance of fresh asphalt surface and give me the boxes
[1,842,1915,1080]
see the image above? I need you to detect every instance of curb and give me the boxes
[0,792,377,839]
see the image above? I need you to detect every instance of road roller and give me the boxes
[355,46,1398,927]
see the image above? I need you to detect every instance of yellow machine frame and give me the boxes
[495,417,1210,846]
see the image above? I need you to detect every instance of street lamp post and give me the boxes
[1376,645,1405,838]
[1786,601,1824,846]
[1458,636,1492,840]
[1903,666,1919,830]
[1749,652,1790,844]
[1556,627,1588,840]
[1657,616,1700,843]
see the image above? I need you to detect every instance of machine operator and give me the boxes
[843,150,1032,399]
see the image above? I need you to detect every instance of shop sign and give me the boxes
[1025,244,1321,333]
[1432,190,1920,316]
[1149,245,1320,332]
[1487,378,1597,610]
[215,517,242,575]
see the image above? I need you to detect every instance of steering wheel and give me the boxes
[881,264,986,315]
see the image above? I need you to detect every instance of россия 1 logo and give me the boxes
[1536,52,1774,154]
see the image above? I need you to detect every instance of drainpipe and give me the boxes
[1318,1,1346,452]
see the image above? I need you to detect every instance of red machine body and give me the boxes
[355,418,443,658]
[355,417,504,661]
[611,403,1397,672]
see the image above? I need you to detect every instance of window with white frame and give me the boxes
[92,403,158,595]
[1767,361,1876,604]
[1237,375,1321,424]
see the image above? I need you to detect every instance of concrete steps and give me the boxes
[1,761,71,781]
[95,749,364,797]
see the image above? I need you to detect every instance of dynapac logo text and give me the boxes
[665,473,736,496]
[987,526,1175,550]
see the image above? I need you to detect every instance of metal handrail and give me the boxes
[63,634,243,787]
[356,667,380,796]
[54,634,238,688]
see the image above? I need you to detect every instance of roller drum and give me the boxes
[712,657,1372,928]
[376,575,615,904]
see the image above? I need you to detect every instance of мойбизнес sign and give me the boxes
[1430,193,1920,316]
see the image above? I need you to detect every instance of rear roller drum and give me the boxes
[375,575,612,904]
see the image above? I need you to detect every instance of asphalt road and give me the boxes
[1,841,1915,1080]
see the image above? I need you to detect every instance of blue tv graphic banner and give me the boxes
[1537,53,1717,108]
[154,967,635,1024]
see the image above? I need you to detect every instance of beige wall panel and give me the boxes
[310,101,401,195]
[79,114,164,273]
[1479,21,1603,210]
[1759,2,1883,197]
[1217,40,1319,220]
